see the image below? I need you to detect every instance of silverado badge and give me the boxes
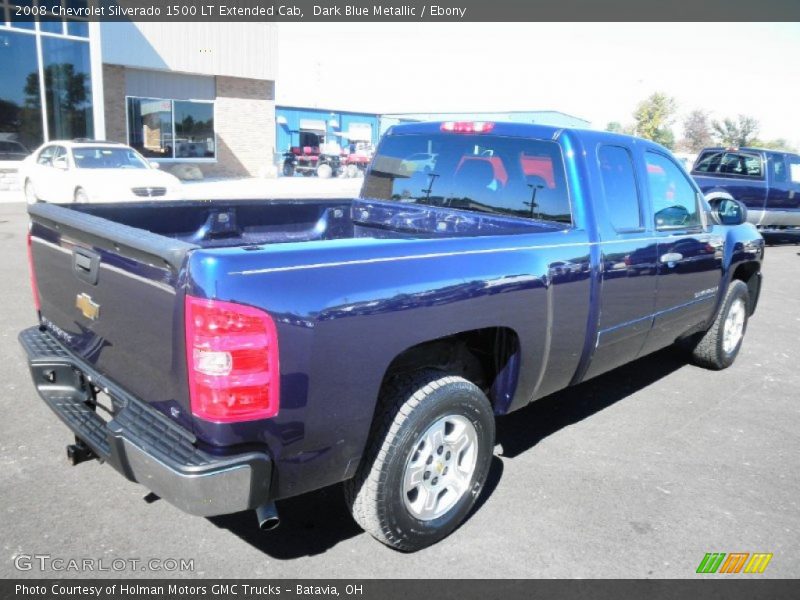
[76,293,100,320]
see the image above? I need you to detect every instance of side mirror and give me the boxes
[710,197,747,226]
[149,160,160,169]
[52,156,68,170]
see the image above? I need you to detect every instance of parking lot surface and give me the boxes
[0,200,798,578]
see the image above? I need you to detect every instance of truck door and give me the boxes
[641,151,724,355]
[583,144,658,380]
[765,152,800,215]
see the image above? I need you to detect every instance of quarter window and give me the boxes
[597,145,642,231]
[36,146,56,166]
[645,152,702,230]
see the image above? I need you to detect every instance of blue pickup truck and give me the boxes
[691,147,800,233]
[20,122,764,551]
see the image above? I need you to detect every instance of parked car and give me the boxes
[0,139,30,161]
[691,147,800,231]
[19,140,183,204]
[20,122,763,551]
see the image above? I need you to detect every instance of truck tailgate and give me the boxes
[28,203,197,423]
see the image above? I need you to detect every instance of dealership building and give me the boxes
[1,13,278,189]
[1,13,589,189]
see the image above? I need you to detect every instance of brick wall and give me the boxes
[102,65,127,145]
[102,66,276,178]
[211,76,276,178]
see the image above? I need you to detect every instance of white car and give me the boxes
[20,140,183,204]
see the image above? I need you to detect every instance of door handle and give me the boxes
[72,248,100,285]
[660,252,683,264]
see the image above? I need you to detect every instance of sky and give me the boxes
[277,22,800,148]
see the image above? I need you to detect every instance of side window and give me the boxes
[692,150,723,174]
[693,150,763,179]
[37,146,56,166]
[52,146,68,168]
[597,145,642,231]
[739,153,763,178]
[645,152,702,230]
[770,154,788,183]
[787,155,800,185]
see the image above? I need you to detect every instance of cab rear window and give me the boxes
[362,133,572,224]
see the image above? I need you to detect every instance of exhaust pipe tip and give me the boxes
[255,502,280,531]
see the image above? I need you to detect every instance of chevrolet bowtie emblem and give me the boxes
[76,293,100,320]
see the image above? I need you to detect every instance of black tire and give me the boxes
[282,162,295,177]
[689,280,750,370]
[345,370,495,552]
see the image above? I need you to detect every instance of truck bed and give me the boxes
[65,197,567,248]
[27,198,569,439]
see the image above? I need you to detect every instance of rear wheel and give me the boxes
[688,280,750,370]
[282,162,295,177]
[345,370,495,551]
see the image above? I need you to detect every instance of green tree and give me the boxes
[748,138,796,152]
[606,121,624,133]
[680,109,714,152]
[712,115,759,147]
[633,92,677,149]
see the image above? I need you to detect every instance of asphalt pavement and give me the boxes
[1,200,798,578]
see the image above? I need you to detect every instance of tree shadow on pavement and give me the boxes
[496,345,688,458]
[210,345,687,558]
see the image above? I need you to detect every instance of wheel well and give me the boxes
[380,327,521,414]
[732,262,760,314]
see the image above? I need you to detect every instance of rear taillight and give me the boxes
[440,121,495,134]
[185,295,280,423]
[27,231,41,312]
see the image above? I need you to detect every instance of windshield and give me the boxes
[73,146,150,169]
[362,133,571,223]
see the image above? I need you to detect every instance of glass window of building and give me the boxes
[174,101,215,158]
[127,98,174,159]
[127,97,216,160]
[7,1,36,30]
[0,29,43,150]
[41,36,94,140]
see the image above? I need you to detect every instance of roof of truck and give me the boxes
[386,120,671,153]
